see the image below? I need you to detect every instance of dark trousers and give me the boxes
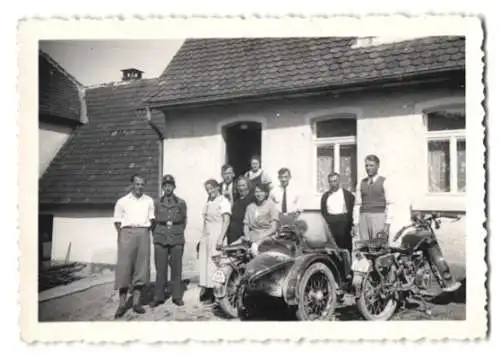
[325,214,353,254]
[154,243,184,301]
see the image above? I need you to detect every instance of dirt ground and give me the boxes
[38,277,466,322]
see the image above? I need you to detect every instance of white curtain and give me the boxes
[428,140,450,192]
[340,144,356,192]
[316,145,334,193]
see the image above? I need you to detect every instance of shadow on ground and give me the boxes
[38,263,88,292]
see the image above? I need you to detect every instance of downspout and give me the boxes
[146,106,164,198]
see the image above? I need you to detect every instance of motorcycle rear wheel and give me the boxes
[356,270,398,321]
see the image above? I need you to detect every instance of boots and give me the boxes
[132,288,145,314]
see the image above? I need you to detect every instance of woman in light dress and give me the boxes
[198,179,231,304]
[243,183,279,255]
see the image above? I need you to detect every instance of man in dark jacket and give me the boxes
[320,172,355,255]
[150,174,187,307]
[219,164,238,206]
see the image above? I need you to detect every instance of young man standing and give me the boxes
[150,174,187,308]
[113,174,155,318]
[352,155,393,242]
[270,168,302,224]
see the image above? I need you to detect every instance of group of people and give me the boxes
[111,154,394,318]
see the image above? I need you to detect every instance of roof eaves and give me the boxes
[146,66,465,109]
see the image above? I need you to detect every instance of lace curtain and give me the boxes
[316,145,333,193]
[428,140,450,192]
[316,144,356,193]
[340,144,356,192]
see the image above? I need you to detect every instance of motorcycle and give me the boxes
[351,212,462,321]
[211,240,253,318]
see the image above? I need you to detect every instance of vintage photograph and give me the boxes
[19,16,486,342]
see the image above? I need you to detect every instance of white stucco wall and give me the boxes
[39,121,74,177]
[51,208,118,265]
[162,85,466,250]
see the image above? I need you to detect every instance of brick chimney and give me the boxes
[121,68,144,81]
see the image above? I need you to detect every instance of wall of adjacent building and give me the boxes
[39,121,75,177]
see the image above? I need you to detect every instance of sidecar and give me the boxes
[236,211,352,321]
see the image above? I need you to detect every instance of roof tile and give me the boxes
[39,79,163,205]
[146,36,464,107]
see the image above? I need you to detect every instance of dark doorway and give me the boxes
[223,122,262,177]
[38,214,53,266]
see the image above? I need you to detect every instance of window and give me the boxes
[425,105,466,193]
[313,117,357,193]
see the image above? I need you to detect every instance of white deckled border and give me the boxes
[18,15,487,343]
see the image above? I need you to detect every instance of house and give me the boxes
[39,68,165,266]
[144,37,466,266]
[38,50,88,263]
[38,50,88,177]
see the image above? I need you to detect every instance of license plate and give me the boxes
[352,257,371,273]
[212,270,226,284]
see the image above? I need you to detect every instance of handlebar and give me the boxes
[411,212,462,229]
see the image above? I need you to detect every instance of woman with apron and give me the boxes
[198,179,231,304]
[244,155,272,190]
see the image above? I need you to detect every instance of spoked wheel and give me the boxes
[296,263,337,321]
[217,268,243,318]
[356,270,398,321]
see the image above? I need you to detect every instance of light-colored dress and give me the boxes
[199,195,232,288]
[243,199,279,244]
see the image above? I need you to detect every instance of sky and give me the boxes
[39,39,185,86]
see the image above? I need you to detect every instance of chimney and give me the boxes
[121,68,144,81]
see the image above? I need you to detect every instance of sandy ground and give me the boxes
[39,222,467,322]
[38,277,465,322]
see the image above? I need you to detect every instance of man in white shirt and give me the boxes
[352,155,394,243]
[270,168,302,224]
[320,172,355,254]
[113,174,155,318]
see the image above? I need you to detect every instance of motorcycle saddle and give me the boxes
[221,243,249,252]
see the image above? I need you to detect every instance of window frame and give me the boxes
[311,116,357,195]
[423,108,466,195]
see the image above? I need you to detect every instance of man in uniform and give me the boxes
[150,174,187,307]
[113,174,155,318]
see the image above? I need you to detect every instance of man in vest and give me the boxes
[352,155,393,242]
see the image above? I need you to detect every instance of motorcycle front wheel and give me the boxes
[217,267,243,318]
[356,270,398,321]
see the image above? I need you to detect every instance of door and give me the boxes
[224,122,262,177]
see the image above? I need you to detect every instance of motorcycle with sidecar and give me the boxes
[235,211,352,321]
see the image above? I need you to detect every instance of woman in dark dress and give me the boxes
[226,176,254,244]
[244,155,272,190]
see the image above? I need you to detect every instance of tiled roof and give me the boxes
[39,50,87,124]
[39,79,165,205]
[146,36,465,107]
